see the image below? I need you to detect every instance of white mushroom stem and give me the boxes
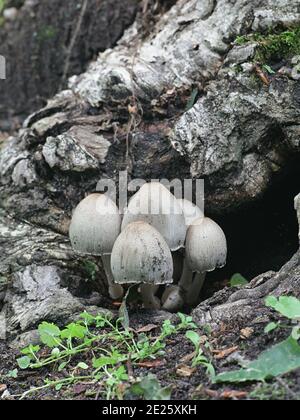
[179,261,206,307]
[140,284,161,309]
[101,254,124,300]
[178,259,194,292]
[185,272,206,307]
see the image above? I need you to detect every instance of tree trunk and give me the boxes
[0,0,139,129]
[0,0,300,341]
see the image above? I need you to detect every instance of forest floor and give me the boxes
[0,303,299,401]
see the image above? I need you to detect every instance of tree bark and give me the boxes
[0,0,139,128]
[0,0,300,340]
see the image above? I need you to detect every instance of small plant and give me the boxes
[185,330,215,378]
[235,27,300,65]
[127,374,172,400]
[264,296,300,340]
[13,312,200,400]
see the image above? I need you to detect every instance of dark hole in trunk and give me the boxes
[203,156,300,299]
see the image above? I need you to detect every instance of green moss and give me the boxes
[236,27,300,64]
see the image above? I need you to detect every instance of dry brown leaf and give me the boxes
[179,351,196,364]
[205,389,219,398]
[221,390,248,399]
[0,384,7,393]
[213,346,239,360]
[254,65,270,86]
[136,359,164,368]
[240,327,254,340]
[176,365,196,378]
[134,324,158,334]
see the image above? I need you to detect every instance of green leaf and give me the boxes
[177,313,197,329]
[262,64,276,74]
[17,356,31,370]
[6,369,18,378]
[51,348,61,358]
[185,330,201,349]
[265,296,300,319]
[55,383,63,391]
[83,260,98,281]
[58,362,68,372]
[92,356,120,369]
[60,323,87,340]
[21,345,40,356]
[76,362,89,370]
[215,337,300,383]
[80,312,96,326]
[127,374,171,401]
[38,322,62,348]
[230,273,248,287]
[264,322,279,334]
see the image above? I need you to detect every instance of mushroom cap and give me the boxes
[111,221,173,285]
[69,193,121,256]
[178,199,204,227]
[186,217,227,273]
[122,182,186,251]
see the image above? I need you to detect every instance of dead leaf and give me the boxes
[73,384,88,395]
[176,365,196,378]
[134,324,158,334]
[205,389,219,398]
[136,359,164,368]
[213,346,239,360]
[254,65,270,86]
[221,390,248,399]
[0,384,7,393]
[179,351,196,364]
[240,327,254,340]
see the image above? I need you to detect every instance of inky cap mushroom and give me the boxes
[186,217,227,273]
[111,221,173,308]
[184,217,227,306]
[122,182,186,251]
[69,193,124,300]
[69,193,121,256]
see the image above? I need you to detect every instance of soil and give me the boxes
[0,308,299,400]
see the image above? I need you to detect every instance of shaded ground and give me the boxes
[0,308,299,400]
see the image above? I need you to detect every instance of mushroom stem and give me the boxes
[178,259,194,293]
[178,260,206,307]
[101,254,124,300]
[140,284,161,309]
[185,272,206,307]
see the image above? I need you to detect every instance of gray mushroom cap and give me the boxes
[121,182,186,251]
[111,221,173,285]
[186,217,227,274]
[69,193,121,256]
[178,199,204,227]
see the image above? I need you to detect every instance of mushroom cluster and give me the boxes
[69,182,227,312]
